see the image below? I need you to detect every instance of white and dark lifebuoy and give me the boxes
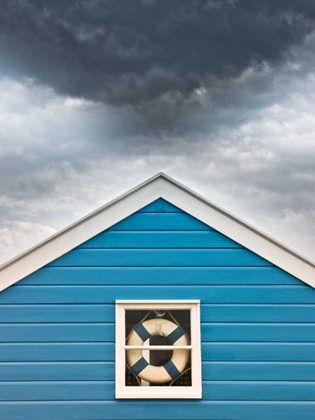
[127,318,189,383]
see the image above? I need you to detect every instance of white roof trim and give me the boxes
[0,173,314,291]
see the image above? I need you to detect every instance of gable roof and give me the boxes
[0,173,314,291]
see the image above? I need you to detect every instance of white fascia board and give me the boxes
[0,172,314,291]
[0,175,163,292]
[159,176,315,289]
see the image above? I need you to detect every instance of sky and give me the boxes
[0,0,315,265]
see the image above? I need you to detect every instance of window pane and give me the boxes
[125,309,191,387]
[149,336,172,366]
[125,309,191,340]
[125,350,191,387]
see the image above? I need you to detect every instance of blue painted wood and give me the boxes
[138,199,181,213]
[48,249,271,267]
[203,381,315,401]
[1,343,315,362]
[0,343,114,362]
[204,343,315,361]
[0,381,314,402]
[0,362,115,381]
[0,198,314,418]
[201,323,315,342]
[2,304,315,323]
[201,304,315,322]
[0,401,314,420]
[109,213,213,230]
[203,362,315,381]
[78,231,241,249]
[20,267,299,285]
[1,323,314,343]
[2,285,314,304]
[0,324,114,342]
[0,381,115,401]
[1,362,314,381]
[0,305,115,323]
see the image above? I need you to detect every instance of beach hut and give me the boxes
[0,173,314,419]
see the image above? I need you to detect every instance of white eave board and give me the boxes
[0,173,314,291]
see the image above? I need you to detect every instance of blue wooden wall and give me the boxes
[0,198,314,419]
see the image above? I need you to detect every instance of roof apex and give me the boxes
[0,173,314,291]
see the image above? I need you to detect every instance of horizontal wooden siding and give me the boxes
[0,198,314,419]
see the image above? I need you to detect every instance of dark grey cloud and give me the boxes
[1,0,315,111]
[0,1,315,264]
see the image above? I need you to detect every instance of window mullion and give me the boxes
[124,345,193,350]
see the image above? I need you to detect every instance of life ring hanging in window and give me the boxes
[126,318,190,384]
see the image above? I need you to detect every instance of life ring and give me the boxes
[127,318,189,383]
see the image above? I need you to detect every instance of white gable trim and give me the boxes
[0,173,314,291]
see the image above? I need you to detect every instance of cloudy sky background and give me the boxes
[0,0,315,265]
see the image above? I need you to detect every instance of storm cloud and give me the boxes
[0,0,314,264]
[1,0,315,107]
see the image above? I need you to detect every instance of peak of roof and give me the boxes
[0,173,314,291]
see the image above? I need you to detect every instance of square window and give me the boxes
[115,300,202,399]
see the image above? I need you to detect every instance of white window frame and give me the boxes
[115,300,202,399]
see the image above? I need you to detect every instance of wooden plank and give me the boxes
[201,323,315,342]
[1,323,314,343]
[0,305,115,323]
[203,362,315,381]
[78,231,241,249]
[109,213,212,231]
[138,199,181,213]
[1,304,314,323]
[0,343,114,362]
[0,304,114,323]
[204,343,315,361]
[201,304,315,322]
[202,381,315,401]
[0,381,313,402]
[0,324,114,343]
[1,285,314,304]
[0,401,314,420]
[0,362,115,381]
[1,343,315,362]
[48,249,270,267]
[0,381,114,401]
[1,361,314,382]
[21,267,298,286]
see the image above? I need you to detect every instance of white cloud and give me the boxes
[0,221,56,264]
